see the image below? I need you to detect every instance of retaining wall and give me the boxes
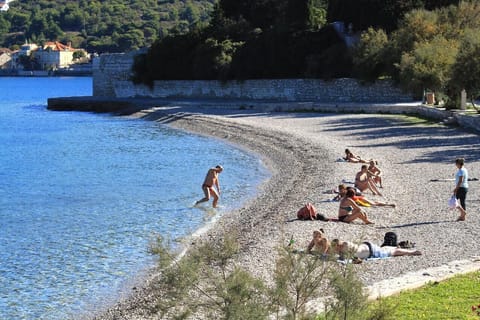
[91,53,480,134]
[92,52,413,103]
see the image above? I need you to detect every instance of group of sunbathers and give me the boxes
[334,149,394,224]
[297,148,422,262]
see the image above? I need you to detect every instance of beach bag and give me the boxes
[381,231,397,247]
[448,195,459,209]
[297,203,317,220]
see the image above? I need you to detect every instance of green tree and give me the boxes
[308,0,328,30]
[271,245,333,319]
[324,262,368,320]
[398,35,458,97]
[9,11,31,33]
[149,234,270,319]
[72,50,86,60]
[449,29,480,110]
[27,14,48,39]
[0,15,11,38]
[17,53,40,70]
[352,27,390,81]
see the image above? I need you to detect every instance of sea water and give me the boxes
[0,77,269,319]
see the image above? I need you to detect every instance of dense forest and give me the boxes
[132,0,460,84]
[0,0,215,53]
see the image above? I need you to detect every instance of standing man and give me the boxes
[454,158,468,221]
[195,165,223,208]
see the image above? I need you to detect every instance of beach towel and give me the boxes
[354,198,371,207]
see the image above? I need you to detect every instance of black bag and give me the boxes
[381,232,397,247]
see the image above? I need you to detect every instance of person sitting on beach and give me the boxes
[355,165,382,196]
[307,229,330,255]
[331,238,421,263]
[195,165,223,208]
[333,185,394,207]
[338,188,374,224]
[332,184,362,201]
[343,148,370,163]
[367,160,383,188]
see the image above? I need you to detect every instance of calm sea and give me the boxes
[0,77,269,319]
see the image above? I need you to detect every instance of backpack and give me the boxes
[381,231,397,247]
[297,203,317,220]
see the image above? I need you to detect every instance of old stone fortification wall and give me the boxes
[93,52,413,103]
[91,53,480,133]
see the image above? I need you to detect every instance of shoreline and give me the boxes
[87,103,480,319]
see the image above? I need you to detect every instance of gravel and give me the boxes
[93,106,480,319]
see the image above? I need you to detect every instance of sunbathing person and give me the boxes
[333,185,394,207]
[343,148,369,163]
[331,238,421,262]
[338,189,374,224]
[306,229,330,255]
[355,165,382,196]
[348,187,394,207]
[367,160,383,188]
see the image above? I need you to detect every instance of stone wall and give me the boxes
[93,52,414,103]
[93,52,138,97]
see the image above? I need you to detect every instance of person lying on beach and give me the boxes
[331,238,422,263]
[367,160,383,188]
[343,148,371,163]
[333,185,395,207]
[355,165,382,196]
[348,186,394,207]
[195,165,223,208]
[338,188,374,224]
[306,229,330,255]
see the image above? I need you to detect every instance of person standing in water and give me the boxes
[454,158,468,221]
[195,165,223,208]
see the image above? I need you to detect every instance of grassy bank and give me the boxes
[373,271,480,319]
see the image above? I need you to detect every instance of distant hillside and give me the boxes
[0,0,216,53]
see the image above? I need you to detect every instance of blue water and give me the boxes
[0,77,269,319]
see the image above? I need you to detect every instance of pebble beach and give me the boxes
[95,104,480,319]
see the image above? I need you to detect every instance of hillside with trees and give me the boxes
[133,0,460,84]
[0,0,215,53]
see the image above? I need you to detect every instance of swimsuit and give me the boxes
[202,184,212,188]
[338,215,349,222]
[340,206,353,212]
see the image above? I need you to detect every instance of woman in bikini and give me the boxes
[344,148,372,163]
[338,188,374,224]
